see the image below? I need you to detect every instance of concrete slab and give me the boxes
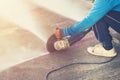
[0,19,47,71]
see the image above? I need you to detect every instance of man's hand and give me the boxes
[54,28,63,39]
[46,28,70,52]
[54,28,70,51]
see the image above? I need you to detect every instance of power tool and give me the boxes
[46,27,91,52]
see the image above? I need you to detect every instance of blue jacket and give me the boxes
[63,0,120,36]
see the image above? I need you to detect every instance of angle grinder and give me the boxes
[46,27,91,52]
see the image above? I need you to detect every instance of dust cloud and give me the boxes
[0,0,47,42]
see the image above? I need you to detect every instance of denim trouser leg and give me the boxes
[93,10,120,50]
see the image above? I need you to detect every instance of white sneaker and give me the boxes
[87,44,117,57]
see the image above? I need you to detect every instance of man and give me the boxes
[49,0,120,57]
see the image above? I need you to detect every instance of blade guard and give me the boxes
[46,34,57,52]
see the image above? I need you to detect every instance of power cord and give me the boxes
[46,56,116,80]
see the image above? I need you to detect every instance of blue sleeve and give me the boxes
[62,0,113,36]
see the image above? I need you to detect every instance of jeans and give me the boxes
[93,10,120,50]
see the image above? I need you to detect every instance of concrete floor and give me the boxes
[0,0,120,80]
[0,0,91,71]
